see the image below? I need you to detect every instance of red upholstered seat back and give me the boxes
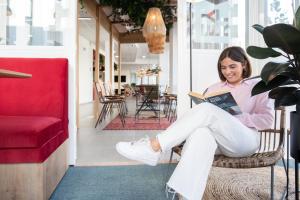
[0,58,68,136]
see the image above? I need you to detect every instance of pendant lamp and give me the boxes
[143,7,166,54]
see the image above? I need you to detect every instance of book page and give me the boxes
[188,92,205,100]
[203,90,229,98]
[206,92,242,115]
[188,90,242,115]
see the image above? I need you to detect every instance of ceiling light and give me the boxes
[142,56,146,59]
[143,7,166,54]
[78,17,92,21]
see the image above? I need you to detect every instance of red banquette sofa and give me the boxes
[0,58,69,200]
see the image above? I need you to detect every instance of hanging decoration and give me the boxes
[143,7,166,54]
[98,0,176,34]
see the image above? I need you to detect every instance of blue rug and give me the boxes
[50,160,295,200]
[50,164,176,200]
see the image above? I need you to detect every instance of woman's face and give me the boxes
[220,57,244,85]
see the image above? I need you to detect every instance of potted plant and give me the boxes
[246,6,300,160]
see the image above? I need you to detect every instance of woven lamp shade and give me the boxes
[143,7,166,54]
[146,33,165,54]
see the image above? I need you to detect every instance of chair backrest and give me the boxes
[143,85,160,100]
[256,107,286,153]
[0,58,68,136]
[163,85,171,94]
[95,81,105,102]
[98,80,108,96]
[104,82,114,95]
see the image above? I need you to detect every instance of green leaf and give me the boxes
[294,90,300,107]
[252,24,264,34]
[246,46,282,59]
[251,75,290,96]
[295,6,300,30]
[269,86,298,99]
[274,94,299,107]
[263,23,300,54]
[270,87,299,107]
[279,69,300,82]
[260,62,291,83]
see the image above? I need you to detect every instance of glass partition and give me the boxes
[190,0,242,50]
[0,0,69,46]
[266,0,295,25]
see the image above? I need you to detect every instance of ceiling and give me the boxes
[100,0,177,34]
[101,6,128,33]
[78,3,169,64]
[79,20,159,64]
[121,43,159,63]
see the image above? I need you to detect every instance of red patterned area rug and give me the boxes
[103,116,172,130]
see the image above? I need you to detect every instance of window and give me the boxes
[190,0,242,50]
[0,0,70,46]
[121,76,126,82]
[266,0,295,25]
[114,76,126,82]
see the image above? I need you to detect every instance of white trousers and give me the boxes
[157,103,260,200]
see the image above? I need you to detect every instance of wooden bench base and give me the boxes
[0,140,68,200]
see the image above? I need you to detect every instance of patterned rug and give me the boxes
[103,116,172,130]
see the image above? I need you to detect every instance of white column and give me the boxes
[176,0,190,117]
[65,0,78,165]
[169,24,177,93]
[158,43,169,87]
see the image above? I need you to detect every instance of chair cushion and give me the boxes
[0,130,66,163]
[212,150,284,168]
[0,115,62,148]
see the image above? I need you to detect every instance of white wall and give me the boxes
[120,44,170,88]
[159,43,170,89]
[115,65,132,88]
[104,40,110,83]
[119,64,147,85]
[191,49,221,93]
[79,35,94,104]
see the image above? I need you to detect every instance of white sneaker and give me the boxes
[116,137,161,166]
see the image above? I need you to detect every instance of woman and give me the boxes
[116,46,274,200]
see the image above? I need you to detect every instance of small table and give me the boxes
[0,69,32,78]
[135,85,161,123]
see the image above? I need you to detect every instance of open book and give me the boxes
[188,91,242,115]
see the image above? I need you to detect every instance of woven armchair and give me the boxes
[170,107,287,200]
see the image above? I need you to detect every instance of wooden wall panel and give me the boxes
[0,141,68,200]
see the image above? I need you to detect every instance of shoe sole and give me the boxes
[115,143,157,166]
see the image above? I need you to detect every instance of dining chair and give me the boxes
[168,107,287,200]
[94,82,126,128]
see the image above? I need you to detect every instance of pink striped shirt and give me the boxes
[206,79,274,130]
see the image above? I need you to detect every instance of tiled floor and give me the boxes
[76,97,177,166]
